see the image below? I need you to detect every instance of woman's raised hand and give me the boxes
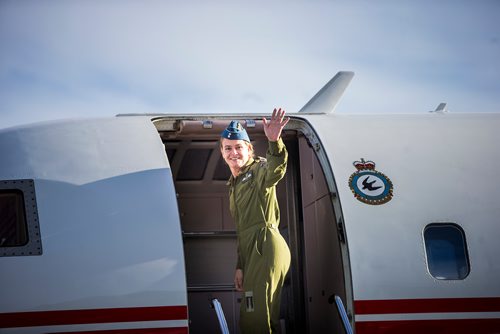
[263,108,289,142]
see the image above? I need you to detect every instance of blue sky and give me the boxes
[1,0,499,128]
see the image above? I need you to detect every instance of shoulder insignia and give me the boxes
[258,157,268,168]
[348,158,393,205]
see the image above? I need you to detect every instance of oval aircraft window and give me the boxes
[424,223,470,280]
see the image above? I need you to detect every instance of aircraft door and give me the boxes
[298,135,348,334]
[0,117,188,332]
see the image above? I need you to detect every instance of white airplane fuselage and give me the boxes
[1,73,499,333]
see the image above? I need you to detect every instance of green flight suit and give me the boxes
[228,138,291,334]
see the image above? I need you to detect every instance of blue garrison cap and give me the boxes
[221,120,250,142]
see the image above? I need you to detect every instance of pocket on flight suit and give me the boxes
[255,226,267,256]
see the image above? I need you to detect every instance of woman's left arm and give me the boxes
[263,108,289,187]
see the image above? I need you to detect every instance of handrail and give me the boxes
[212,298,230,334]
[335,295,353,334]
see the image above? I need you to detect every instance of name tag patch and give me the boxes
[241,171,253,183]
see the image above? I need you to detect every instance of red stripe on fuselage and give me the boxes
[355,297,500,314]
[355,318,500,334]
[0,305,188,328]
[51,327,188,334]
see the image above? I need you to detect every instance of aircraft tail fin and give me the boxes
[298,71,354,114]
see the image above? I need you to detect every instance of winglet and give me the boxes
[298,71,354,114]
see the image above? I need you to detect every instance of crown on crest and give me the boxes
[353,158,375,170]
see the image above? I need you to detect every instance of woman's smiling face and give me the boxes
[220,138,252,175]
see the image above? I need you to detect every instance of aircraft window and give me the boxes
[0,190,28,247]
[213,156,231,181]
[0,180,42,257]
[177,149,212,180]
[424,223,470,280]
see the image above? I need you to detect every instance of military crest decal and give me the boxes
[348,159,393,205]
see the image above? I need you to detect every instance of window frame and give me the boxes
[423,222,470,280]
[0,179,42,257]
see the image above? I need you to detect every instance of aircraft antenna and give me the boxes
[432,102,448,113]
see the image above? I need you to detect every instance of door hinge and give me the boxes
[303,130,321,152]
[337,217,346,243]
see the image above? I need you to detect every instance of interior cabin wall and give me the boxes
[161,123,346,334]
[165,139,239,333]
